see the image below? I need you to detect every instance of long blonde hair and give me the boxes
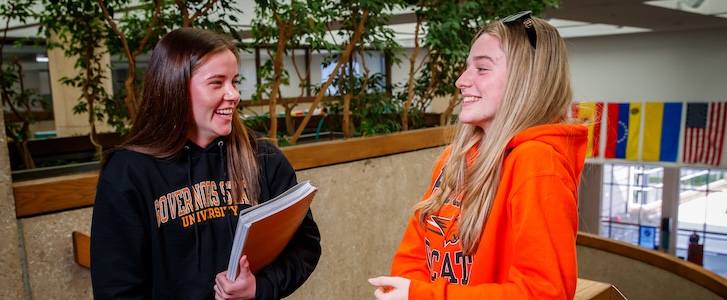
[416,16,575,255]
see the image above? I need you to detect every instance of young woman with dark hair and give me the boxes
[90,28,321,300]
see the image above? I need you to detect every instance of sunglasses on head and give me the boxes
[502,10,537,49]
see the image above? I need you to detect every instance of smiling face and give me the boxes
[455,33,508,132]
[187,49,240,148]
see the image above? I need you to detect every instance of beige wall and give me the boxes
[7,146,443,299]
[289,147,443,299]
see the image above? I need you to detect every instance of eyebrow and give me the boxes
[472,55,495,63]
[205,74,240,80]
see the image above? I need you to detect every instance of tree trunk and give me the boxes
[15,140,35,169]
[402,16,423,131]
[284,103,295,135]
[90,124,103,158]
[441,88,460,126]
[287,9,370,144]
[97,0,162,119]
[267,15,293,146]
[342,93,351,138]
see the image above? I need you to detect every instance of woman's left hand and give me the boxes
[214,255,256,300]
[368,276,410,300]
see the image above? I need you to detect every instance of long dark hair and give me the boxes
[103,28,260,204]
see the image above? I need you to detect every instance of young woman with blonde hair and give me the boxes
[370,11,587,300]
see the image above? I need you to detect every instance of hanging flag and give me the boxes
[571,102,603,158]
[643,102,683,162]
[683,102,727,167]
[605,103,641,160]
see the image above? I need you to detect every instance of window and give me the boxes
[1,42,53,114]
[676,168,727,277]
[601,164,664,249]
[320,50,386,96]
[601,163,727,277]
[321,58,361,96]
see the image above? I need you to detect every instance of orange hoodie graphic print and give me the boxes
[424,170,474,285]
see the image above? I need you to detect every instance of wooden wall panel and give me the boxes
[14,172,98,218]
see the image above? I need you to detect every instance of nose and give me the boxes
[455,68,472,89]
[224,83,240,101]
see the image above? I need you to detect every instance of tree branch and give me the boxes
[287,8,370,144]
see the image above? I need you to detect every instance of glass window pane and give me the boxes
[601,163,664,250]
[2,43,53,112]
[677,167,727,278]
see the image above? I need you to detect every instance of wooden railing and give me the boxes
[577,232,727,298]
[575,278,626,300]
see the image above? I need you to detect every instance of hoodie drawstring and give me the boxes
[185,145,202,273]
[186,140,235,273]
[219,140,235,241]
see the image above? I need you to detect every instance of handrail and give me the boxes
[283,126,451,171]
[600,220,727,246]
[13,126,451,218]
[576,232,727,298]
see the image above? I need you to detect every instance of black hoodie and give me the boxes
[90,138,321,299]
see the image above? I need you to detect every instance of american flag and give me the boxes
[683,102,727,166]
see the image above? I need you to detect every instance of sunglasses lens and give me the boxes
[503,11,532,23]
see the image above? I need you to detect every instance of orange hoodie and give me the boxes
[391,124,588,300]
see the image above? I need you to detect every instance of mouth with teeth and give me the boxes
[463,96,481,103]
[216,109,233,116]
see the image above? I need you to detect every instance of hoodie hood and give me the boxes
[506,124,588,183]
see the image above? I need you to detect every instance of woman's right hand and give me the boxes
[369,276,410,300]
[214,255,256,300]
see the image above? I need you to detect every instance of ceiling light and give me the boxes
[35,55,48,63]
